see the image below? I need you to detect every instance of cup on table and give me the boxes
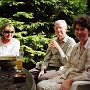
[16,57,23,70]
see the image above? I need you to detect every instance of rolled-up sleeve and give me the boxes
[59,43,76,65]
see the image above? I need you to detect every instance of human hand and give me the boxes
[60,79,74,90]
[50,39,61,51]
[38,70,45,77]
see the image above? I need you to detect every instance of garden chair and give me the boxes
[70,81,90,90]
[22,68,36,90]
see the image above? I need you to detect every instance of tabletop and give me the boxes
[0,68,28,90]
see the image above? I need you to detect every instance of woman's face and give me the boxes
[75,24,89,42]
[2,26,15,40]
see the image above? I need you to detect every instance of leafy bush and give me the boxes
[0,0,87,63]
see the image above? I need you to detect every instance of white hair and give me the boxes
[54,20,67,29]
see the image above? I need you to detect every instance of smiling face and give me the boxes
[75,24,89,42]
[2,25,15,40]
[54,20,67,41]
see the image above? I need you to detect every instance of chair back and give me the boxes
[23,68,36,90]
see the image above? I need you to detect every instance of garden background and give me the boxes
[0,0,89,69]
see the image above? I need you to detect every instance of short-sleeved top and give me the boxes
[0,38,20,56]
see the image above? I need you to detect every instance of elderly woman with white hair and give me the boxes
[32,20,76,83]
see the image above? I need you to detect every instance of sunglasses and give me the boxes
[3,31,14,33]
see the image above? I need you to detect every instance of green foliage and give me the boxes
[0,0,87,64]
[0,0,24,6]
[18,33,50,63]
[13,12,34,19]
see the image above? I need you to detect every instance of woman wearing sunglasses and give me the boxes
[0,23,20,56]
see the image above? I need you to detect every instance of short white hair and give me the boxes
[54,20,67,29]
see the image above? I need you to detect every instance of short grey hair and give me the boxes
[54,20,67,29]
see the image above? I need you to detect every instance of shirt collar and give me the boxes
[84,37,90,49]
[57,34,68,43]
[76,37,90,49]
[62,35,69,42]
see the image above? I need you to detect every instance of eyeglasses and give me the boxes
[3,31,14,34]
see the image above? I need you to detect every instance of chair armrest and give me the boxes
[22,68,36,90]
[70,81,90,90]
[36,61,42,69]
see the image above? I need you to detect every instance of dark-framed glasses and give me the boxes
[3,31,14,34]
